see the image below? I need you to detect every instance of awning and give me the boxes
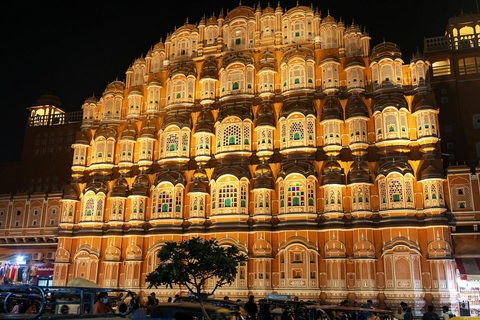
[456,258,480,280]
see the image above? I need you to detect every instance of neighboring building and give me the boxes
[425,13,480,169]
[50,4,458,308]
[425,14,480,315]
[0,94,82,286]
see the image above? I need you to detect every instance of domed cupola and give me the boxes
[412,93,439,154]
[138,119,157,171]
[410,50,430,91]
[345,95,369,156]
[72,130,91,180]
[127,174,149,225]
[279,99,317,155]
[376,159,416,212]
[146,77,163,115]
[252,163,274,220]
[344,22,363,58]
[321,96,344,157]
[348,160,373,214]
[255,101,276,159]
[200,58,218,106]
[60,183,79,224]
[370,42,404,91]
[321,159,345,216]
[194,107,215,164]
[215,101,253,160]
[80,179,108,224]
[81,96,98,128]
[187,167,210,226]
[320,51,341,94]
[344,56,366,93]
[111,177,129,198]
[418,160,445,210]
[166,62,196,110]
[118,122,137,175]
[348,160,371,185]
[219,53,255,101]
[159,112,192,164]
[372,93,410,154]
[258,50,277,98]
[210,164,250,221]
[131,174,150,197]
[276,160,317,217]
[150,170,186,226]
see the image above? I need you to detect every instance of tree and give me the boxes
[146,237,248,320]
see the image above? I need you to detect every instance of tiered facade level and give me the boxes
[55,4,456,307]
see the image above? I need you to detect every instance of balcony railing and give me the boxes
[28,111,83,127]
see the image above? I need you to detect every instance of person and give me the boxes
[244,295,258,320]
[423,305,440,320]
[93,292,109,314]
[130,297,147,319]
[174,294,180,302]
[224,296,230,301]
[60,305,69,315]
[26,302,37,314]
[150,293,159,306]
[404,307,413,320]
[367,300,374,308]
[360,304,370,320]
[394,306,405,320]
[167,297,173,303]
[442,306,453,320]
[401,303,408,313]
[334,310,345,320]
[116,303,128,315]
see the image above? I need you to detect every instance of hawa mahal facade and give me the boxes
[7,2,480,309]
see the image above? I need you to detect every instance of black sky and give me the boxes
[0,0,476,163]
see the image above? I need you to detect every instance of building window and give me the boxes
[432,60,451,76]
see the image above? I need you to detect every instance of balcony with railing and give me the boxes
[28,110,83,127]
[425,34,480,53]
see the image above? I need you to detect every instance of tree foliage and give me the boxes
[146,237,248,297]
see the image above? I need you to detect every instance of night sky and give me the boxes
[0,0,476,163]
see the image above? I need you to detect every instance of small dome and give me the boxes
[187,168,209,194]
[112,177,129,198]
[63,183,79,200]
[216,101,253,123]
[348,160,371,184]
[32,93,63,109]
[263,5,274,14]
[321,51,340,65]
[322,14,336,23]
[121,123,137,141]
[162,112,192,130]
[195,107,214,133]
[131,174,149,196]
[345,56,365,68]
[277,160,317,180]
[321,96,343,122]
[371,42,402,62]
[345,96,368,119]
[372,93,408,113]
[75,130,90,146]
[148,77,162,86]
[412,93,437,113]
[84,96,97,104]
[255,102,276,128]
[253,164,273,190]
[322,160,344,185]
[279,98,316,119]
[377,159,413,177]
[154,170,187,187]
[140,120,156,139]
[419,161,443,181]
[84,179,108,194]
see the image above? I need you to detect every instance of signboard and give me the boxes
[31,263,54,277]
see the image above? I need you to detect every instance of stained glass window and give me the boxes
[308,184,314,206]
[405,180,413,202]
[307,120,314,140]
[240,184,247,207]
[290,121,304,141]
[167,133,179,152]
[175,190,182,212]
[287,183,304,207]
[219,184,237,208]
[97,199,103,216]
[182,132,189,151]
[85,198,94,216]
[389,180,403,202]
[158,190,173,213]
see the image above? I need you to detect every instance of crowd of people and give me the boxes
[0,290,459,320]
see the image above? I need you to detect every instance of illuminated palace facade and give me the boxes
[53,4,458,307]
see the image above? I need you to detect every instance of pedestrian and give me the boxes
[442,306,454,320]
[401,303,408,313]
[167,297,173,303]
[174,294,180,302]
[93,292,109,314]
[394,306,405,320]
[404,307,413,320]
[367,300,374,308]
[422,305,440,320]
[130,297,147,319]
[244,295,258,320]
